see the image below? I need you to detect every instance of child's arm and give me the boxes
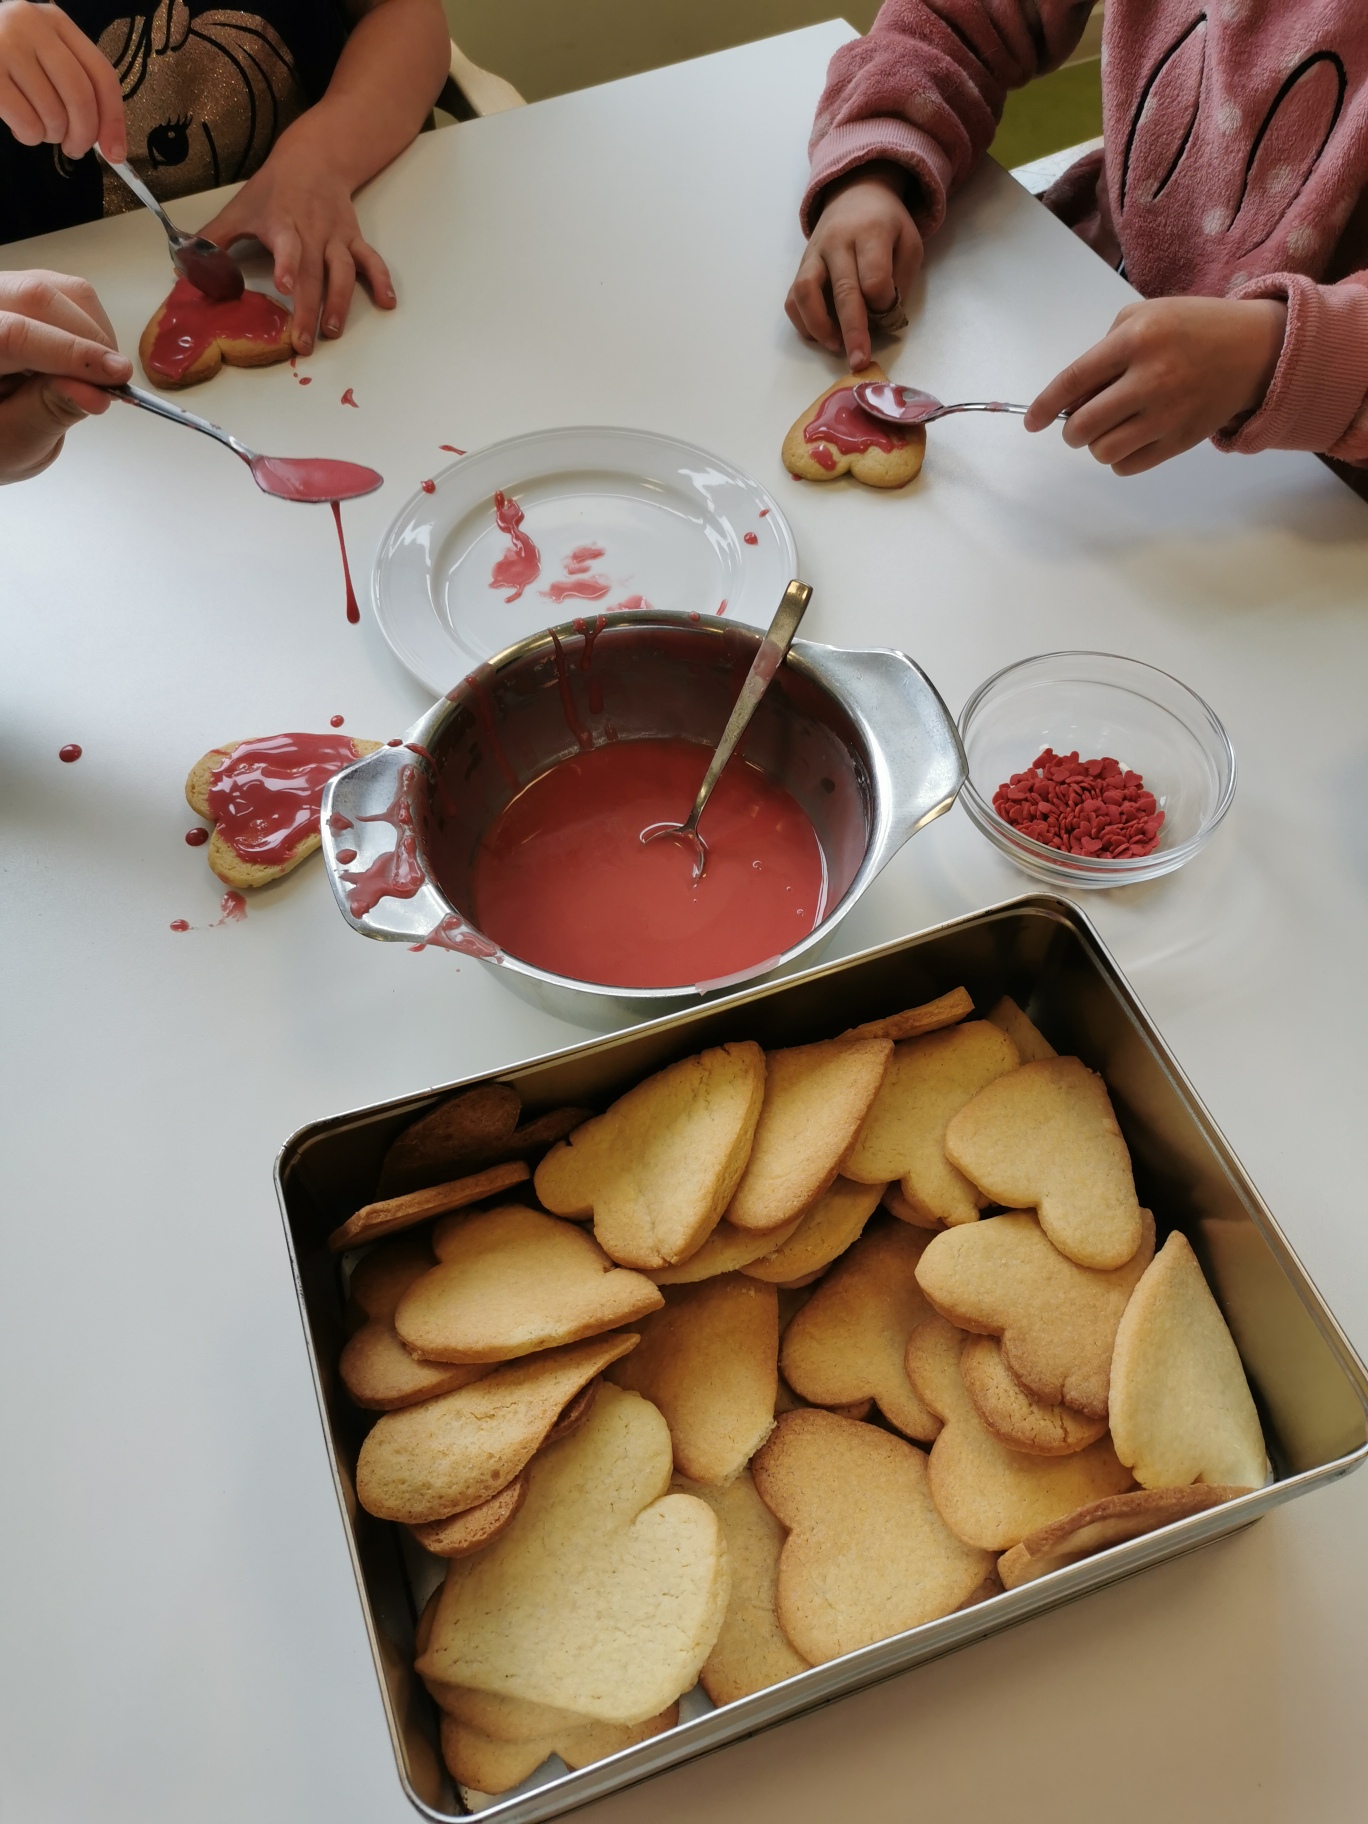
[0,269,131,484]
[788,1,1097,369]
[199,0,450,355]
[0,1,125,161]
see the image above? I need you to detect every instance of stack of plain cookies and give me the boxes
[334,988,1268,1796]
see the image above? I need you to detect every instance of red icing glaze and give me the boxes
[328,812,353,832]
[544,576,610,603]
[803,387,904,457]
[809,443,836,472]
[689,611,701,624]
[409,914,501,958]
[612,594,652,613]
[744,531,759,545]
[342,765,427,915]
[297,375,313,386]
[335,848,358,864]
[331,502,361,624]
[207,732,362,867]
[490,490,541,601]
[572,614,607,670]
[330,714,345,728]
[457,668,519,788]
[570,545,605,564]
[217,891,247,923]
[421,479,436,494]
[170,919,190,932]
[145,277,291,384]
[185,827,209,846]
[716,600,728,616]
[549,629,592,753]
[439,444,466,454]
[341,388,358,407]
[759,507,770,517]
[250,456,381,503]
[471,739,825,989]
[58,743,82,762]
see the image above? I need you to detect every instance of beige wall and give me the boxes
[442,3,881,103]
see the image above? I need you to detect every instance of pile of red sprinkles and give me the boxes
[993,748,1164,859]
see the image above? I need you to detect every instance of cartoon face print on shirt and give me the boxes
[96,0,307,211]
[1110,4,1366,295]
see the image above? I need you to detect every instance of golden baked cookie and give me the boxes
[959,1334,1108,1456]
[997,1484,1253,1590]
[378,1086,590,1199]
[394,1204,662,1362]
[782,363,926,488]
[881,1182,942,1231]
[437,1705,677,1795]
[356,1333,636,1523]
[1109,1231,1268,1489]
[944,1057,1144,1269]
[675,1470,810,1703]
[534,1043,766,1268]
[410,1475,528,1557]
[779,1217,939,1440]
[904,1316,1132,1551]
[609,1274,778,1484]
[842,1022,1021,1227]
[417,1383,729,1725]
[740,1177,884,1283]
[185,736,381,889]
[647,1213,804,1285]
[841,986,974,1042]
[328,1160,531,1253]
[724,1037,892,1233]
[338,1234,489,1412]
[139,276,293,388]
[751,1408,992,1662]
[985,995,1057,1063]
[914,1208,1155,1418]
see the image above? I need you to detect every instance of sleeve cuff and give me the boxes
[801,117,953,237]
[1215,271,1368,456]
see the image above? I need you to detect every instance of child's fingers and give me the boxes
[1025,335,1128,431]
[9,55,70,146]
[823,244,872,371]
[0,71,48,145]
[288,241,325,355]
[320,241,356,338]
[853,227,898,316]
[788,248,841,355]
[36,39,101,157]
[353,237,395,310]
[0,307,130,382]
[57,15,126,161]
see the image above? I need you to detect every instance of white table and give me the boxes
[3,23,1367,1823]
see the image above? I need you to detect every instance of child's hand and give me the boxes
[0,1,125,160]
[786,165,922,372]
[0,269,131,483]
[199,128,396,356]
[1024,296,1288,475]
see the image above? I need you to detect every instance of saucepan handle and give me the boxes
[320,733,463,945]
[791,638,967,878]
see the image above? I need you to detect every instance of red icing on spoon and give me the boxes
[249,457,381,503]
[145,277,290,386]
[489,491,541,601]
[207,732,364,867]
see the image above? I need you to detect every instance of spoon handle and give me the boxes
[681,579,812,834]
[929,401,1068,421]
[112,383,256,463]
[96,152,181,242]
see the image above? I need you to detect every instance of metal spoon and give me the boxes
[113,383,382,501]
[98,151,244,302]
[641,578,812,881]
[854,381,1066,425]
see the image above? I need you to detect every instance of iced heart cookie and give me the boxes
[741,1177,884,1284]
[843,1022,1021,1227]
[609,1274,778,1484]
[394,1204,662,1362]
[140,275,293,388]
[1109,1231,1268,1489]
[959,1334,1108,1456]
[915,1208,1155,1418]
[417,1383,729,1724]
[751,1408,992,1661]
[356,1332,636,1523]
[904,1316,1132,1550]
[997,1484,1253,1590]
[944,1057,1144,1269]
[780,1218,939,1440]
[338,1234,489,1412]
[724,1037,892,1233]
[534,1043,766,1268]
[782,363,926,488]
[185,733,381,889]
[675,1470,810,1703]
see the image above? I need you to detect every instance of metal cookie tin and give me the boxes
[275,897,1368,1823]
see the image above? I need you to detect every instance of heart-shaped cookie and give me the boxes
[338,1234,489,1412]
[750,1408,992,1662]
[997,1483,1253,1590]
[782,363,926,487]
[140,275,293,388]
[904,1316,1132,1551]
[959,1334,1108,1456]
[741,1177,884,1284]
[417,1383,729,1724]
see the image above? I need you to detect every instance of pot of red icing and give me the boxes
[320,611,965,1023]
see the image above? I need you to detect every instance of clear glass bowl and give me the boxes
[958,652,1236,889]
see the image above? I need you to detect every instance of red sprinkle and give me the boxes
[421,479,436,494]
[992,749,1164,860]
[185,828,209,847]
[58,743,82,762]
[330,714,345,727]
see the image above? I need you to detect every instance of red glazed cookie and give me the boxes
[140,276,293,388]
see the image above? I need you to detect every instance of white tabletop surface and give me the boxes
[3,22,1367,1823]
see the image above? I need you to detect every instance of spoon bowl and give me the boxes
[854,382,1064,425]
[98,151,245,302]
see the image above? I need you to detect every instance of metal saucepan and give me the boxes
[320,611,966,1022]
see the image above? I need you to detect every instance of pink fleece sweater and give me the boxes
[804,2,1368,462]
